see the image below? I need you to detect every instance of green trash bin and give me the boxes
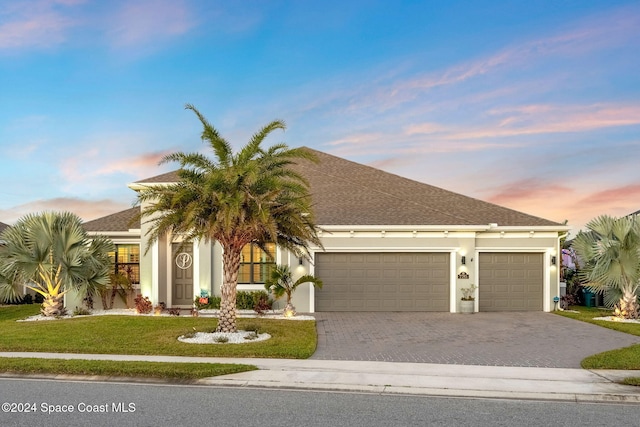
[583,289,595,307]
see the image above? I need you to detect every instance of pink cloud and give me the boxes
[0,197,131,223]
[404,122,446,135]
[95,150,172,177]
[480,180,640,234]
[60,148,173,184]
[328,5,640,117]
[438,103,640,141]
[106,0,194,47]
[486,179,574,207]
[0,0,83,49]
[578,184,640,207]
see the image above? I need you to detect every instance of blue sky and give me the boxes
[1,0,639,233]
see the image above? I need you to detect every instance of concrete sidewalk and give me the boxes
[1,352,640,403]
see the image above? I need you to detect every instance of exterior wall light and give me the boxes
[461,256,466,265]
[551,256,557,266]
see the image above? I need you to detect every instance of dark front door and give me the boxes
[172,243,194,306]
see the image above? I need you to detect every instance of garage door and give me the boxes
[314,252,450,312]
[479,253,543,311]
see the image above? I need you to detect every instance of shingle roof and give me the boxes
[83,207,140,232]
[133,147,562,227]
[0,222,8,233]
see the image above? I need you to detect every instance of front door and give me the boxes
[172,243,194,306]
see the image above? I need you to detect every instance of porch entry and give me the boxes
[172,243,194,306]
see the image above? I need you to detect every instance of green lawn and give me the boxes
[555,306,640,383]
[0,304,316,379]
[555,306,640,337]
[0,305,317,359]
[0,357,256,379]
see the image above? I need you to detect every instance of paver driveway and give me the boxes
[311,312,640,368]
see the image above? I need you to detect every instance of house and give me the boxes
[78,147,569,313]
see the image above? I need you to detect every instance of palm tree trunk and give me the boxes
[217,246,241,332]
[616,288,640,319]
[41,294,66,317]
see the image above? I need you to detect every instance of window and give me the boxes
[238,243,276,284]
[108,244,140,285]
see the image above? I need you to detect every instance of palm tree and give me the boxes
[572,215,640,319]
[265,264,323,316]
[137,104,322,332]
[0,212,114,316]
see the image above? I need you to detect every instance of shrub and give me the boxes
[236,291,272,310]
[244,331,259,340]
[192,292,272,310]
[83,295,94,310]
[235,291,255,310]
[134,294,153,314]
[73,306,91,316]
[253,293,273,315]
[5,294,34,305]
[168,307,181,316]
[243,323,261,334]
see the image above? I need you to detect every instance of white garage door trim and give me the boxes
[475,249,551,312]
[312,251,455,312]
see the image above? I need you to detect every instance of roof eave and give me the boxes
[320,224,570,232]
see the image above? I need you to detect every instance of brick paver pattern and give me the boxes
[311,312,640,368]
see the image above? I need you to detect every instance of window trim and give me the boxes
[238,243,276,284]
[110,244,141,286]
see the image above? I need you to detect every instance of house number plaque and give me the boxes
[175,252,193,270]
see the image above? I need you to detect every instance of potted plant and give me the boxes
[198,289,209,305]
[460,284,477,314]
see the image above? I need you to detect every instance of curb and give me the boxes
[0,372,201,386]
[197,378,640,404]
[3,372,640,404]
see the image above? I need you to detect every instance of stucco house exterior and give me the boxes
[81,147,569,313]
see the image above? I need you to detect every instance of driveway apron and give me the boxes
[311,312,640,368]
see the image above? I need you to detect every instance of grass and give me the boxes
[0,305,317,359]
[555,306,640,385]
[0,304,316,379]
[0,357,256,379]
[555,306,640,337]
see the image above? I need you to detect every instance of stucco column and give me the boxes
[150,240,159,305]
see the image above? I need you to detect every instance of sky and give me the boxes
[1,0,639,235]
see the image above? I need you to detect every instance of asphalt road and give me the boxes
[1,378,640,427]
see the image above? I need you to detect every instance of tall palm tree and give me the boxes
[0,212,114,316]
[572,215,640,319]
[265,264,323,317]
[137,104,322,332]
